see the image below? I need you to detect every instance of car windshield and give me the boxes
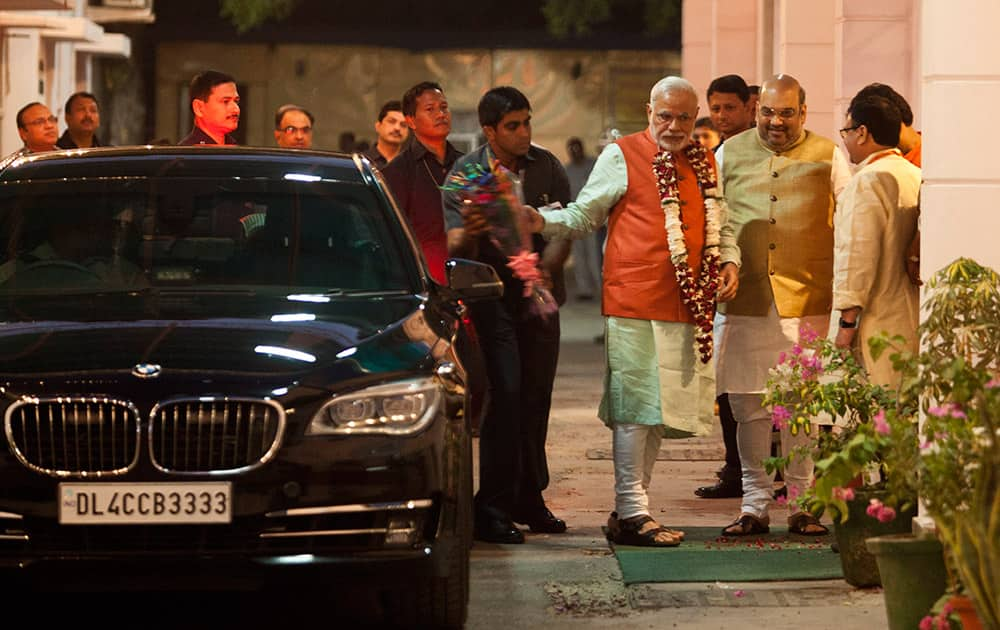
[0,177,418,300]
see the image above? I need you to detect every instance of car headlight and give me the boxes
[306,377,441,435]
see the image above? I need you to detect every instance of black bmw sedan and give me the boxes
[0,146,499,628]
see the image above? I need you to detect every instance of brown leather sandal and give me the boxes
[721,513,770,536]
[611,513,681,547]
[788,511,830,536]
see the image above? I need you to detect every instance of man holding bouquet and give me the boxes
[443,86,572,544]
[525,76,741,547]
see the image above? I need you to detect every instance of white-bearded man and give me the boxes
[525,76,741,547]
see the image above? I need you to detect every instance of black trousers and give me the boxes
[718,393,742,481]
[471,300,561,521]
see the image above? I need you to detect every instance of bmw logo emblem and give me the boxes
[132,363,162,379]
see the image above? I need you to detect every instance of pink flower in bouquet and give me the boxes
[866,497,896,522]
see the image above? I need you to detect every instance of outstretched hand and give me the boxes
[523,205,544,233]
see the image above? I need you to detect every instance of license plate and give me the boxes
[58,482,232,525]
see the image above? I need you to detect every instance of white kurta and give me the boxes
[832,149,922,389]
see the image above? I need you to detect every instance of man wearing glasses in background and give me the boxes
[11,102,59,158]
[714,74,850,538]
[273,104,314,149]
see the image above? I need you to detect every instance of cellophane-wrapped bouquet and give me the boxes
[442,159,557,319]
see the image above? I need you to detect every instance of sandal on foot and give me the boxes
[612,514,681,547]
[721,513,770,537]
[788,512,829,536]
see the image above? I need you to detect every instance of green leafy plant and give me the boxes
[765,257,999,627]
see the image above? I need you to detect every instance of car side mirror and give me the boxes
[445,258,503,301]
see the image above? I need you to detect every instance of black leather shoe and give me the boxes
[474,517,525,544]
[512,507,567,534]
[694,478,743,498]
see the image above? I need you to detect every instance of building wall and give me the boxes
[155,42,680,162]
[920,0,1000,274]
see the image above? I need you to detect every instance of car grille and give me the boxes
[149,398,285,474]
[4,398,141,477]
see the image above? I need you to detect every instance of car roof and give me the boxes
[0,146,373,185]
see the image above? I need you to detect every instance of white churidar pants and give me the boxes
[730,393,813,520]
[612,423,663,520]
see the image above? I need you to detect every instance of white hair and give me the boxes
[649,76,697,104]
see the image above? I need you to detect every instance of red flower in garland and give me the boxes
[652,143,724,363]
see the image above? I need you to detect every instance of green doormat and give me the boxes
[609,526,843,584]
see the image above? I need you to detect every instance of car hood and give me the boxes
[0,295,442,380]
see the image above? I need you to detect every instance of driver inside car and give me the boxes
[0,208,147,288]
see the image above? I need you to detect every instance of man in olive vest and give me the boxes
[715,74,850,537]
[526,76,741,546]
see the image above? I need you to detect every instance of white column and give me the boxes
[834,1,917,137]
[773,0,837,139]
[1,27,42,157]
[920,0,1000,276]
[683,0,759,111]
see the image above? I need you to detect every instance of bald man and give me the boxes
[714,74,850,537]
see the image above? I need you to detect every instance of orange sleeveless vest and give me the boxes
[602,132,709,323]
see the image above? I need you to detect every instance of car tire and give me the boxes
[383,429,471,629]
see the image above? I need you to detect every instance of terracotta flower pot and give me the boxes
[949,594,984,630]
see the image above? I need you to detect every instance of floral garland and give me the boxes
[652,143,724,363]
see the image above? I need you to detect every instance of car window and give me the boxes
[0,178,417,296]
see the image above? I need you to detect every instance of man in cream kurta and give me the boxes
[833,95,921,388]
[715,75,851,537]
[526,76,740,547]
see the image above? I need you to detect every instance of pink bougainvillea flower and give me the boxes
[873,409,891,435]
[866,498,883,519]
[918,615,934,630]
[876,506,896,523]
[787,485,801,502]
[775,494,788,507]
[791,344,804,356]
[832,486,855,501]
[927,402,967,419]
[777,351,787,365]
[733,589,745,598]
[771,405,791,430]
[799,325,819,343]
[986,378,1000,389]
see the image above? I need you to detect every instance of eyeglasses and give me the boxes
[280,125,313,135]
[759,107,800,120]
[24,115,58,127]
[839,125,861,138]
[652,111,693,125]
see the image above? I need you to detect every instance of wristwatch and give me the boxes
[839,317,858,329]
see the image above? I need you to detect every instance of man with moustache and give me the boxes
[381,82,461,284]
[179,70,240,146]
[57,92,107,149]
[364,100,408,168]
[714,74,850,537]
[443,86,572,544]
[707,74,755,147]
[694,77,757,501]
[11,102,59,158]
[273,104,314,149]
[526,76,741,547]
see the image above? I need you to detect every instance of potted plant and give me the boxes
[762,323,919,588]
[764,258,999,630]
